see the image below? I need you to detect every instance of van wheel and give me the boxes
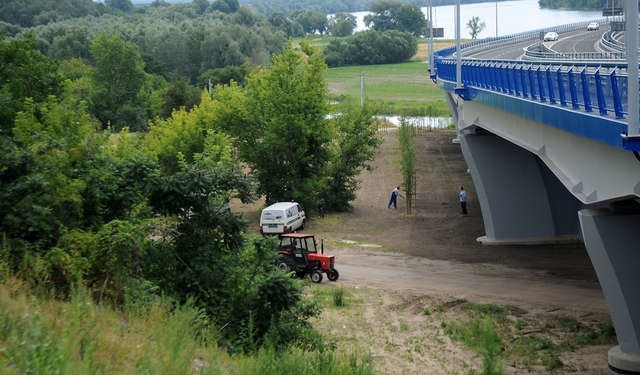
[300,220,305,230]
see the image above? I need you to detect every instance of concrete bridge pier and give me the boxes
[458,128,582,244]
[579,207,640,374]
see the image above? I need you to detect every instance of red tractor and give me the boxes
[277,233,339,283]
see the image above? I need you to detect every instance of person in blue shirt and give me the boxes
[388,186,401,209]
[459,186,468,215]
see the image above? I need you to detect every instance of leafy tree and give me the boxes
[193,0,209,14]
[2,96,96,247]
[293,10,328,35]
[105,0,133,13]
[163,74,201,117]
[467,16,486,39]
[0,36,61,132]
[211,0,240,13]
[269,13,304,38]
[213,43,331,209]
[364,0,427,37]
[320,106,381,211]
[329,13,357,37]
[90,33,146,131]
[198,64,251,89]
[0,0,100,27]
[324,30,417,67]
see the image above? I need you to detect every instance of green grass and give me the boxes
[0,280,373,375]
[326,61,450,116]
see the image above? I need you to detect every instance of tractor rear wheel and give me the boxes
[327,268,339,281]
[311,269,323,283]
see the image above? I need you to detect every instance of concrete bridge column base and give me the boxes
[459,130,582,244]
[579,208,640,374]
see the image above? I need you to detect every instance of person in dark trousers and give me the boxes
[459,186,468,215]
[388,185,401,209]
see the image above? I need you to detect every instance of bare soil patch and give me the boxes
[235,129,613,374]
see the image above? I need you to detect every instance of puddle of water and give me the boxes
[375,115,452,129]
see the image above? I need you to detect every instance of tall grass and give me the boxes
[0,280,373,374]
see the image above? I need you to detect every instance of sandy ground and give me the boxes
[236,129,614,374]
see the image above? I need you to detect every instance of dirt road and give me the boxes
[311,128,606,315]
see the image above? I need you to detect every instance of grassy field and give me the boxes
[323,39,455,116]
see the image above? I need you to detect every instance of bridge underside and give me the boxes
[447,92,640,372]
[459,128,583,244]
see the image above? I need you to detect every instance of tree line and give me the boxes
[1,32,380,353]
[537,0,615,10]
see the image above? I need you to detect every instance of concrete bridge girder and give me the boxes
[450,94,640,205]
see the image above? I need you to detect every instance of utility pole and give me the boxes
[428,0,434,71]
[360,72,365,107]
[626,0,639,136]
[495,1,498,37]
[455,0,461,88]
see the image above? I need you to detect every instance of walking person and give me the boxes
[459,186,468,215]
[388,185,401,209]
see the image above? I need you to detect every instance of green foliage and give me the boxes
[467,16,486,39]
[324,30,417,67]
[90,33,147,131]
[2,96,94,247]
[538,0,608,9]
[364,0,427,37]
[445,317,505,375]
[398,122,416,213]
[0,0,100,27]
[329,13,357,37]
[332,287,347,307]
[321,106,381,211]
[293,10,329,35]
[0,35,61,132]
[220,43,331,209]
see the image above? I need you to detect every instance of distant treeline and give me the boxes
[238,0,514,16]
[538,0,618,10]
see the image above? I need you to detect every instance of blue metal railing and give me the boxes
[432,19,628,120]
[435,59,627,119]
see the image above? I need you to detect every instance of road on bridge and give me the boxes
[465,28,607,60]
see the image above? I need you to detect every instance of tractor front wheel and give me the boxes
[311,269,323,283]
[327,268,339,281]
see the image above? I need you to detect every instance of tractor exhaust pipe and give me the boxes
[321,239,324,254]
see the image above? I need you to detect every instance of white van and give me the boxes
[259,202,306,235]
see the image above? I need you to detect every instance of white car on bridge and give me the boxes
[543,31,559,41]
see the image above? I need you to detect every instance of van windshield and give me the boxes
[261,210,284,221]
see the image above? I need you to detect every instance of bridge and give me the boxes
[430,6,640,374]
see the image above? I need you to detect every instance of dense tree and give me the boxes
[90,34,146,131]
[0,36,61,132]
[466,16,486,39]
[214,44,332,209]
[293,10,329,35]
[211,0,240,13]
[105,0,134,13]
[329,13,357,37]
[538,0,609,9]
[193,0,209,15]
[0,0,100,27]
[324,30,417,67]
[269,13,304,38]
[320,106,381,211]
[364,0,427,37]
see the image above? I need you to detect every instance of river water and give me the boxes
[352,0,603,39]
